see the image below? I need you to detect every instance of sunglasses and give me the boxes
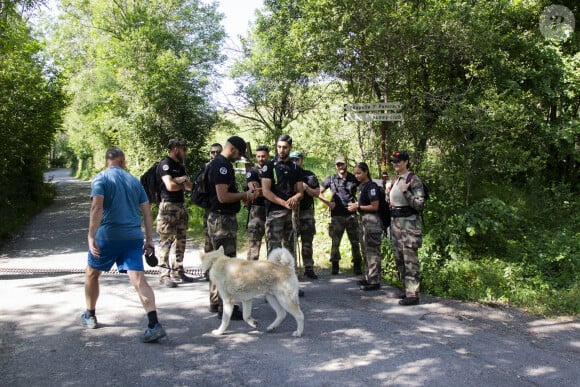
[210,150,219,155]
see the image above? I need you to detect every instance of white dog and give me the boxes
[200,246,304,337]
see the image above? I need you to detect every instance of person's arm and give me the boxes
[215,184,257,204]
[139,201,154,254]
[262,178,289,208]
[87,195,104,258]
[162,174,191,192]
[287,181,304,210]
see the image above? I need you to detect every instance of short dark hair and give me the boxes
[277,134,292,145]
[210,143,222,149]
[168,138,186,149]
[256,145,269,152]
[106,147,124,160]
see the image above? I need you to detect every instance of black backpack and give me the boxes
[191,162,211,209]
[377,184,391,232]
[140,162,161,205]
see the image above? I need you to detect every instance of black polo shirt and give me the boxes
[157,156,187,203]
[321,172,359,216]
[262,157,304,211]
[207,154,240,214]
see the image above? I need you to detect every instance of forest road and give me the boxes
[0,169,578,386]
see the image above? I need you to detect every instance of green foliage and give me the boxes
[0,3,65,244]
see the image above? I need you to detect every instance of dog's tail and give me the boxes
[267,247,296,268]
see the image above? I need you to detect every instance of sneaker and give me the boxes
[399,297,420,306]
[160,277,177,288]
[171,270,194,283]
[79,311,97,329]
[360,283,381,291]
[304,269,318,279]
[217,305,243,320]
[142,323,166,343]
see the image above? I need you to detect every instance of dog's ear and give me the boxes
[218,246,224,254]
[199,250,205,261]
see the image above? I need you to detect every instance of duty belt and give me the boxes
[390,206,418,218]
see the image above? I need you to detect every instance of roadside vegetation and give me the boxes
[1,1,577,316]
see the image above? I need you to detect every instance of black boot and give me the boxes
[331,262,339,275]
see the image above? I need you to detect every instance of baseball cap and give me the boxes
[289,151,303,159]
[335,155,346,164]
[227,136,247,158]
[390,150,410,163]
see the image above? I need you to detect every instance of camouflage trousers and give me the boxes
[203,208,212,253]
[265,208,296,258]
[359,213,383,285]
[246,205,266,261]
[298,207,316,270]
[390,214,423,296]
[207,212,238,307]
[328,214,362,265]
[156,201,188,279]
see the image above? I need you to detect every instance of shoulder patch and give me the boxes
[162,164,169,171]
[219,167,228,175]
[370,187,377,197]
[246,171,252,178]
[262,165,268,172]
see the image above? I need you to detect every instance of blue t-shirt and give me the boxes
[90,166,148,240]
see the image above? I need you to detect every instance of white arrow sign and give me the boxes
[344,102,402,111]
[344,112,403,122]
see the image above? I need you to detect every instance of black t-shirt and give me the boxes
[321,172,359,216]
[207,154,240,214]
[300,169,319,211]
[157,156,187,203]
[358,180,380,212]
[261,158,304,211]
[245,165,266,207]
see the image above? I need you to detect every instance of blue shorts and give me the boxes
[88,239,144,273]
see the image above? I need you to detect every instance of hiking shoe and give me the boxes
[171,270,194,283]
[209,304,219,313]
[304,269,318,279]
[160,277,177,288]
[360,283,381,291]
[142,323,166,343]
[79,311,97,329]
[217,305,243,320]
[399,297,420,306]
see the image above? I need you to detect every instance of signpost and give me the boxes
[343,101,403,182]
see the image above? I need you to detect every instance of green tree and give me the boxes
[49,0,225,175]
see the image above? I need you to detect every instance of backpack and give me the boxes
[376,184,391,232]
[140,162,161,205]
[190,162,211,209]
[406,173,430,201]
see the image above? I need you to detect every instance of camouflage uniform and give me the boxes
[297,169,319,270]
[156,156,189,280]
[207,212,238,306]
[388,172,425,296]
[263,157,304,258]
[321,172,362,271]
[245,164,267,260]
[357,181,384,285]
[206,153,242,310]
[246,205,266,260]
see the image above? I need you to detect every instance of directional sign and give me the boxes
[344,112,403,122]
[344,102,402,112]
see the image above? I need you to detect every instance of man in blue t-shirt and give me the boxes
[80,147,166,343]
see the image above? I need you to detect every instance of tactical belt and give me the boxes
[390,206,418,218]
